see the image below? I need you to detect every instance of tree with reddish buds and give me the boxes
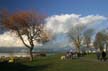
[0,10,50,61]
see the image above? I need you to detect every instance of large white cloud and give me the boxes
[45,14,106,34]
[0,32,24,47]
[0,14,107,47]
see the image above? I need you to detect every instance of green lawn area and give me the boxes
[1,53,108,71]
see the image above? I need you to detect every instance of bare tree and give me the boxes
[83,29,94,48]
[0,10,50,61]
[68,24,85,54]
[94,31,108,52]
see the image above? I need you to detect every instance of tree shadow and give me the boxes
[0,62,50,71]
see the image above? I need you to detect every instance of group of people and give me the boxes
[60,50,78,60]
[96,51,107,61]
[61,49,107,61]
[65,49,82,59]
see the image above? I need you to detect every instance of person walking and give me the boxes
[96,51,101,60]
[102,51,106,61]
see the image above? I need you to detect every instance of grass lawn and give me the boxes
[1,53,108,71]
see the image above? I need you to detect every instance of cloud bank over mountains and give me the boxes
[0,14,108,47]
[45,14,106,34]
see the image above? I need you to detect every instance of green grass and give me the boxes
[1,54,108,71]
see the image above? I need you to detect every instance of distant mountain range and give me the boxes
[0,47,73,53]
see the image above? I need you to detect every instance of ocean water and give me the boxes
[0,53,29,57]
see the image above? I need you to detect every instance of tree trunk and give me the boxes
[29,48,33,61]
[106,45,107,52]
[87,42,89,48]
[77,45,80,57]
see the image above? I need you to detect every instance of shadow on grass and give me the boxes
[0,62,49,71]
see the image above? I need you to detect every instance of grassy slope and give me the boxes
[1,54,108,71]
[25,54,108,71]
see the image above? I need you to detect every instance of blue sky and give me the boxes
[0,0,108,47]
[0,0,108,16]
